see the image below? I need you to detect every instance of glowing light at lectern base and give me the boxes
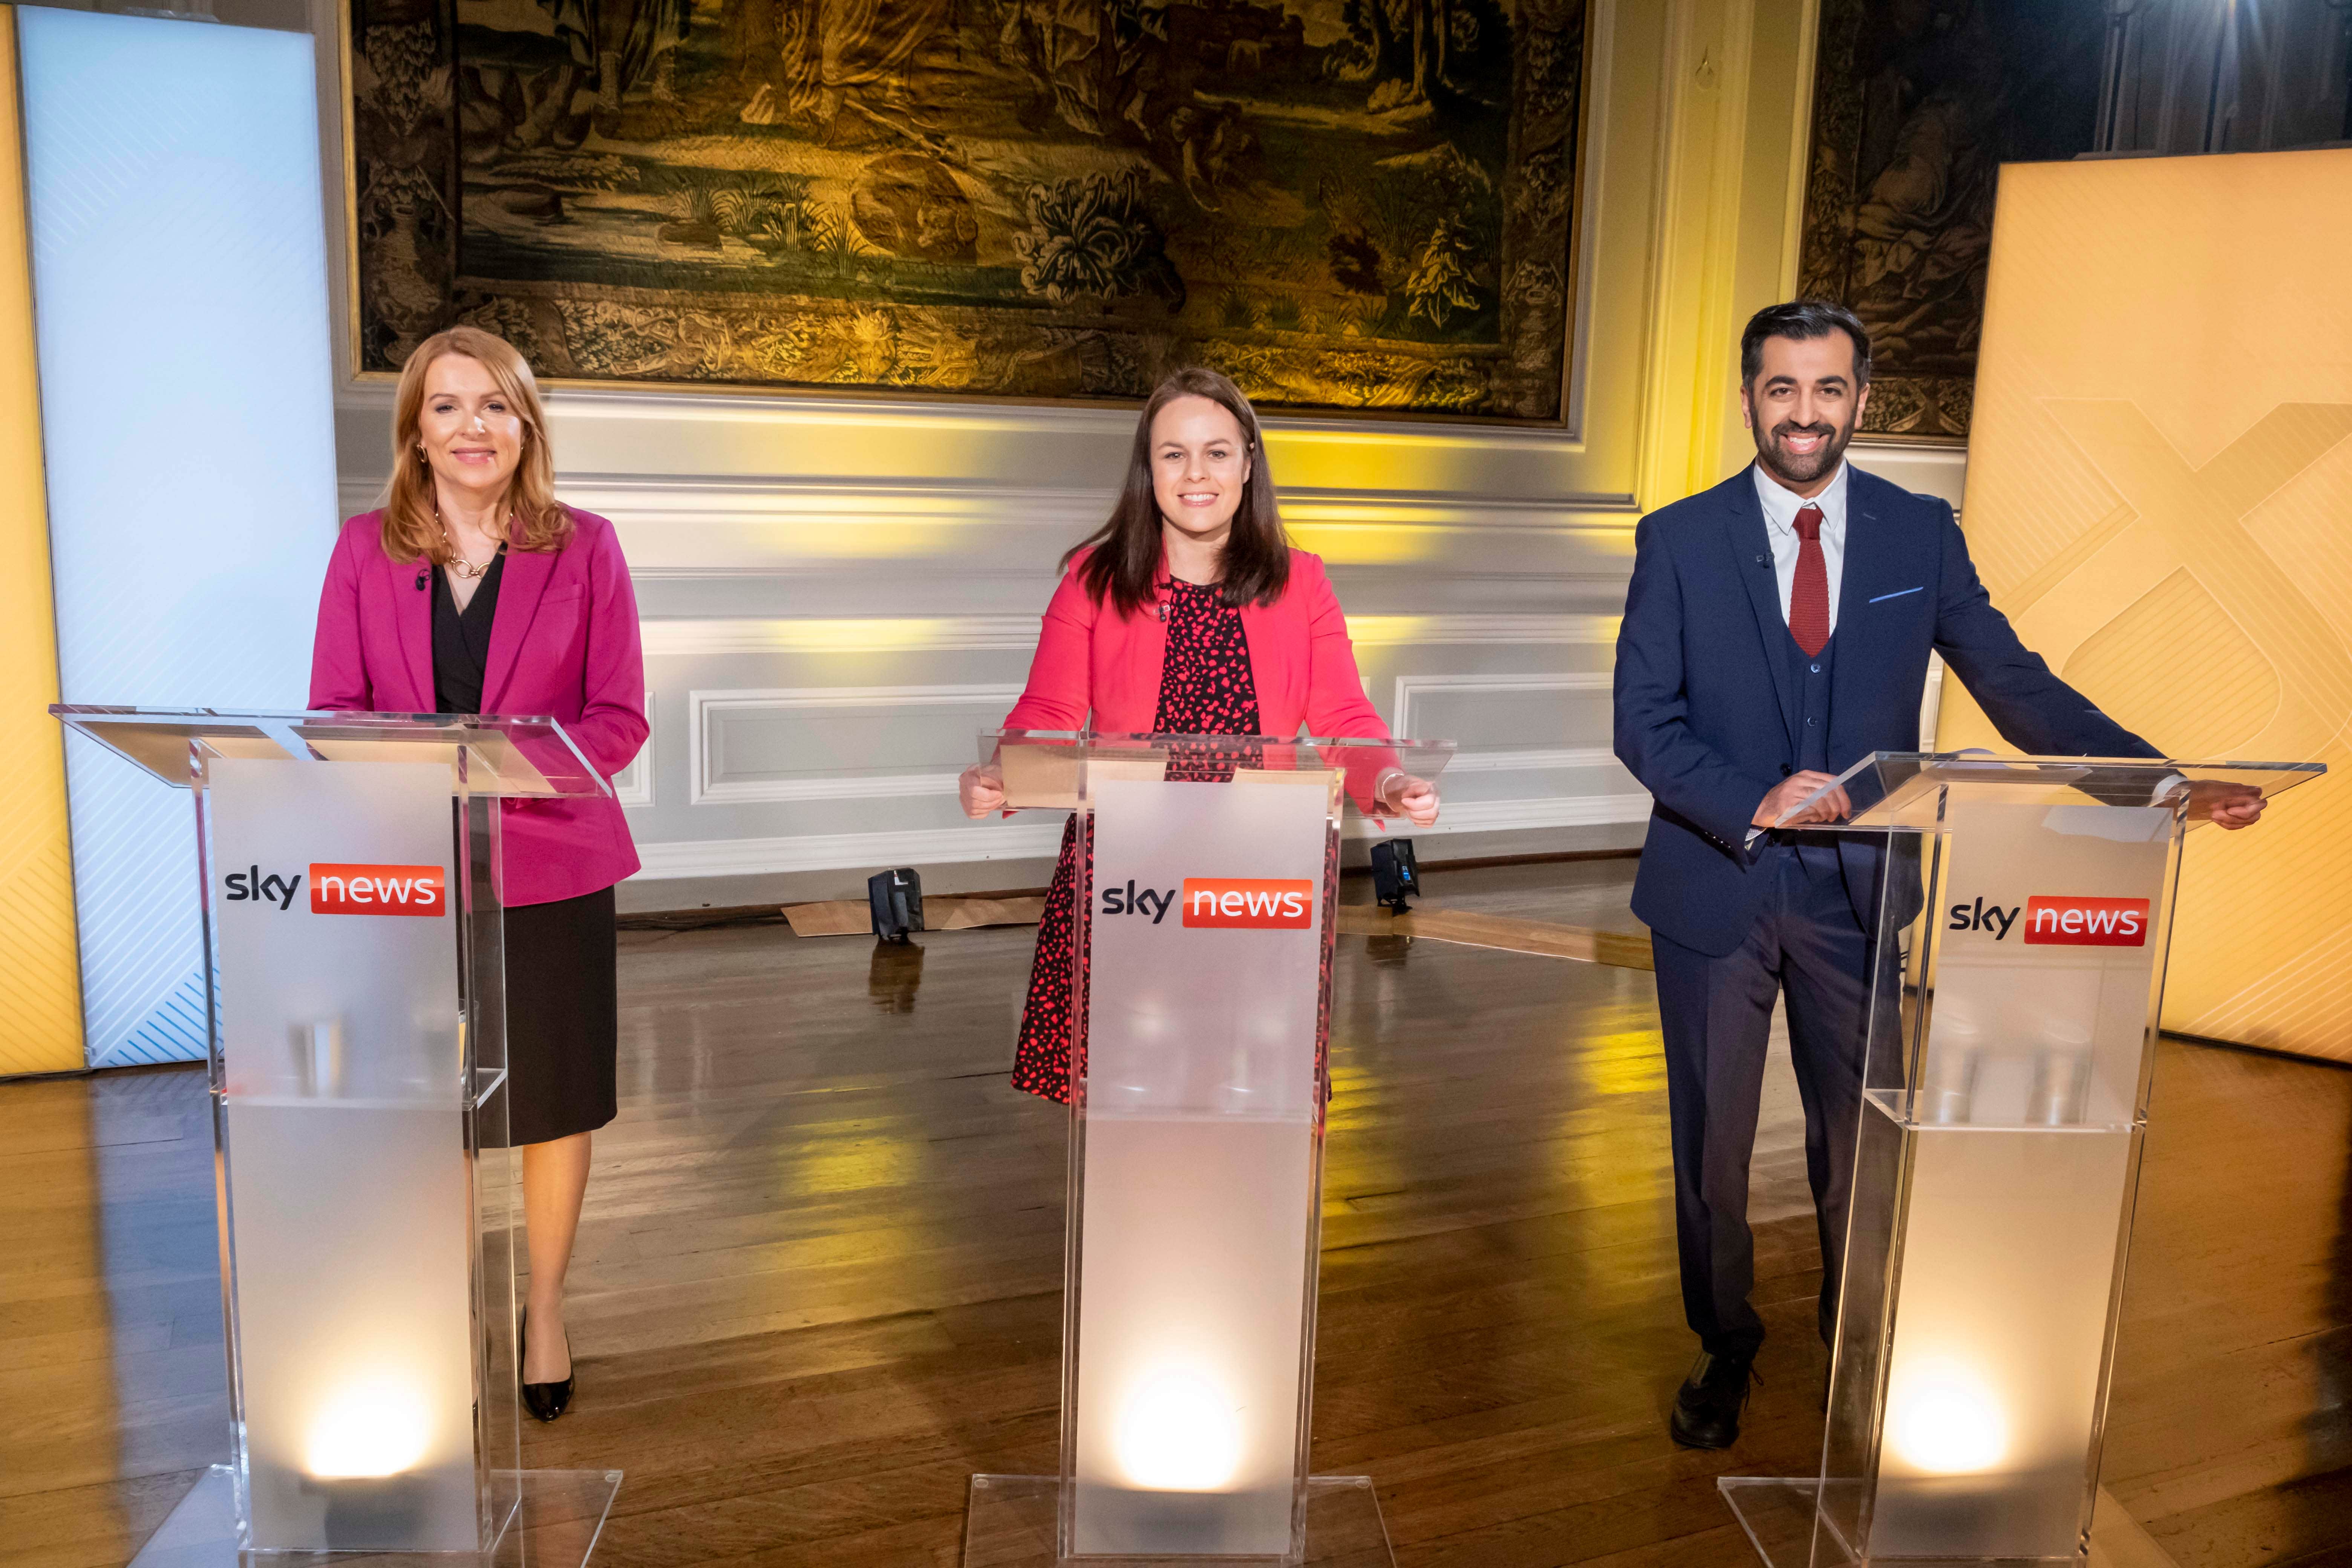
[1116,1368,1242,1491]
[305,1374,433,1479]
[1889,1362,2009,1475]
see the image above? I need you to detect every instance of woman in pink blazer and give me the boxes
[958,367,1438,1103]
[309,326,645,1423]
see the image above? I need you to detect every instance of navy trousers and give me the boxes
[1651,843,1873,1359]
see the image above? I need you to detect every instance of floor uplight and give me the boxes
[1116,1367,1242,1491]
[304,1374,433,1479]
[1890,1361,2009,1475]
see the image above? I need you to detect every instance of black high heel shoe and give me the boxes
[519,1310,575,1423]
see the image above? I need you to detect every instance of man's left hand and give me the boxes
[2174,778,2268,830]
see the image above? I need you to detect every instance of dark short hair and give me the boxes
[1740,300,1871,388]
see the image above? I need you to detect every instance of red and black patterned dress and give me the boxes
[1009,579,1263,1102]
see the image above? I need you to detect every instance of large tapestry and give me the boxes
[349,0,1588,417]
[1798,0,2107,441]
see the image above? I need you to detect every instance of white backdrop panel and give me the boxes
[23,9,339,1065]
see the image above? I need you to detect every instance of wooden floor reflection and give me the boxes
[4,859,2350,1567]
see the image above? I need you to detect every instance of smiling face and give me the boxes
[415,353,525,510]
[1742,330,1871,495]
[1150,394,1253,548]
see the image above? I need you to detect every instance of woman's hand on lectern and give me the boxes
[959,764,1007,819]
[1381,773,1439,828]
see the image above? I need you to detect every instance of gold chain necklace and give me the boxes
[438,508,510,580]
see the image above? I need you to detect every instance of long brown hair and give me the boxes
[380,326,570,564]
[1064,368,1291,616]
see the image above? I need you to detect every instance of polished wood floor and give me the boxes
[5,858,2350,1567]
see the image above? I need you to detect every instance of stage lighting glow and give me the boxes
[1890,1362,2008,1475]
[304,1374,432,1478]
[1116,1367,1241,1491]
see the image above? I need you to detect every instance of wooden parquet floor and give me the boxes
[4,859,2349,1568]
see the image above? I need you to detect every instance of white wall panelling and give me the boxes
[1382,672,1651,842]
[637,613,1621,659]
[634,821,1071,882]
[29,11,341,1063]
[689,684,1024,807]
[1391,672,1618,745]
[612,692,654,808]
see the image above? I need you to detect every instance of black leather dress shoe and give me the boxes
[520,1311,575,1423]
[1670,1349,1755,1449]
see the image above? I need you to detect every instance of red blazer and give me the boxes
[308,507,646,906]
[1004,547,1393,758]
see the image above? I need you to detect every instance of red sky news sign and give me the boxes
[2021,895,2150,947]
[1179,878,1315,929]
[309,864,446,917]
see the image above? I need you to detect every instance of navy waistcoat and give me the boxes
[1783,623,1840,876]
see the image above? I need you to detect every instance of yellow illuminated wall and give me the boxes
[0,5,84,1075]
[1937,149,2352,1063]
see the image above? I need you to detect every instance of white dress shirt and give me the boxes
[1754,460,1849,634]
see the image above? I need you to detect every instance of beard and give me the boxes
[1753,414,1854,488]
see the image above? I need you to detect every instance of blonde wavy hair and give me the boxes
[380,326,570,563]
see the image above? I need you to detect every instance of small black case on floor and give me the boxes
[1370,839,1420,911]
[869,867,924,942]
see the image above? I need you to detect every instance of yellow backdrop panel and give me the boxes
[1937,148,2352,1063]
[0,5,84,1076]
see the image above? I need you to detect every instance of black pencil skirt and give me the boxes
[488,885,619,1148]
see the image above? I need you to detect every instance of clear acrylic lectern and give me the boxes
[52,707,628,1566]
[960,730,1454,1568]
[1721,751,2323,1568]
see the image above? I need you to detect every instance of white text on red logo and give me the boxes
[1179,878,1314,929]
[309,864,446,917]
[2020,896,2148,947]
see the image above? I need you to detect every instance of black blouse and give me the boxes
[432,550,506,715]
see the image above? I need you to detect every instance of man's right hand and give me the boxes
[1753,770,1850,829]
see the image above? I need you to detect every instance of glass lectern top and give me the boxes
[1776,749,2324,830]
[978,729,1454,818]
[52,706,611,799]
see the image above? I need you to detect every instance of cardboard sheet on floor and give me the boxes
[782,896,1047,938]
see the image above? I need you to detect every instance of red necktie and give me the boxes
[1789,503,1829,657]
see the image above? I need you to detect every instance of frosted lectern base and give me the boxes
[1719,1478,2114,1568]
[128,1465,623,1567]
[963,1475,1395,1568]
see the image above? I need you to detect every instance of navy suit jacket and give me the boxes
[1611,464,2162,956]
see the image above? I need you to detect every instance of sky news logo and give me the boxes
[223,864,446,917]
[1098,877,1316,929]
[1179,878,1314,929]
[2022,895,2148,947]
[1948,894,2148,946]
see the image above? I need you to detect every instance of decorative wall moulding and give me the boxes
[688,683,1026,808]
[642,613,1622,659]
[632,821,1072,880]
[612,692,654,808]
[338,472,1643,532]
[626,793,1651,881]
[1442,747,1621,774]
[1391,670,1614,738]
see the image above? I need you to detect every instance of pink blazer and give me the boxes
[308,507,646,906]
[1004,548,1395,771]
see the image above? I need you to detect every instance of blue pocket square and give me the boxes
[1869,586,1925,603]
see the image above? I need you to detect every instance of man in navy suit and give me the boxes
[1612,300,2266,1450]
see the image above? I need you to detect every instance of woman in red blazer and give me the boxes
[959,367,1438,1102]
[309,326,645,1423]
